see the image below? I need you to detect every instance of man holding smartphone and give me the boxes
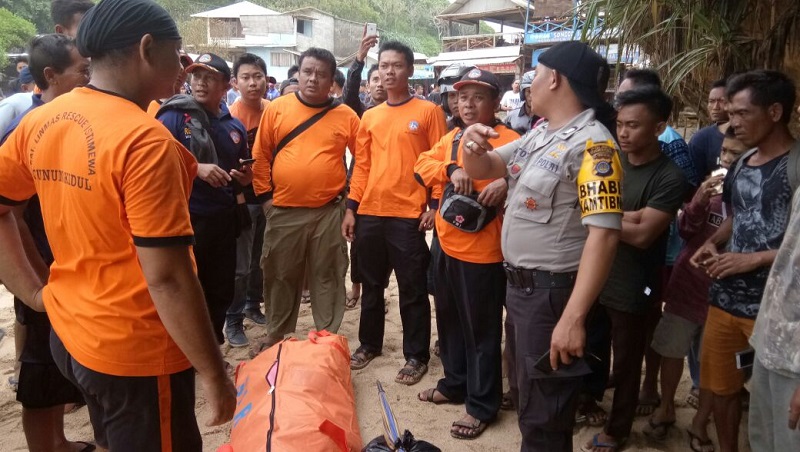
[225,53,270,348]
[158,53,253,346]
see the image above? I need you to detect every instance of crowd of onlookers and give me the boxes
[0,0,799,451]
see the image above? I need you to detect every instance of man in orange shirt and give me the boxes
[252,48,359,349]
[225,53,269,347]
[0,0,235,449]
[343,40,447,385]
[414,69,519,439]
[1,32,93,452]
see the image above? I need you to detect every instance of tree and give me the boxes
[0,0,52,33]
[0,8,37,67]
[579,0,800,122]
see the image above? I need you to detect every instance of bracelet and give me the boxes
[31,286,43,304]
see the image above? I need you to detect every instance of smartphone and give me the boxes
[710,167,727,195]
[365,23,378,38]
[240,158,256,166]
[735,348,755,369]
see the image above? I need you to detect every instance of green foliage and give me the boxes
[0,0,52,32]
[0,8,37,67]
[579,0,800,120]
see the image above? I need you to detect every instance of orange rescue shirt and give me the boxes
[349,97,447,219]
[414,124,519,263]
[0,87,197,377]
[230,98,269,150]
[146,100,161,117]
[252,93,358,208]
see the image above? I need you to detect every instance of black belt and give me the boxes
[503,262,577,293]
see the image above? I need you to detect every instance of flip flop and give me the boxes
[395,359,427,385]
[450,418,489,440]
[345,293,360,310]
[301,291,311,304]
[418,387,452,405]
[643,418,675,441]
[687,429,715,452]
[75,441,96,452]
[580,433,620,452]
[501,391,515,411]
[635,396,661,416]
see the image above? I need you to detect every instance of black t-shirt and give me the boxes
[710,152,791,318]
[600,152,689,313]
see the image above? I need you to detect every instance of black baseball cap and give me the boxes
[538,41,609,109]
[453,68,501,94]
[185,53,231,80]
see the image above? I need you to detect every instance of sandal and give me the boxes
[394,359,427,385]
[687,429,714,452]
[643,418,675,441]
[635,395,661,416]
[580,433,620,452]
[418,387,452,405]
[500,391,515,411]
[345,292,360,310]
[450,418,489,440]
[433,340,440,357]
[74,441,97,452]
[301,290,311,304]
[577,399,607,427]
[350,347,380,370]
[686,387,700,409]
[64,402,85,414]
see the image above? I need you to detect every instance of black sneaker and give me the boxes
[244,308,267,325]
[226,325,249,348]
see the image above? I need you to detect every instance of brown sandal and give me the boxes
[450,418,489,440]
[350,347,380,370]
[395,359,427,385]
[418,387,451,404]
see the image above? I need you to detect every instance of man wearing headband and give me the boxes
[0,0,236,450]
[460,41,622,451]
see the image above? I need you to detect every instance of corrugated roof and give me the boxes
[428,46,520,63]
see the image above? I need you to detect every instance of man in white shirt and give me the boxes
[500,78,521,111]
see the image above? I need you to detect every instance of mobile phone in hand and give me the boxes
[366,23,377,37]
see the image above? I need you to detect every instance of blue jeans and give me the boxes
[226,204,266,325]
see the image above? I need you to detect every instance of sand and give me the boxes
[0,240,750,451]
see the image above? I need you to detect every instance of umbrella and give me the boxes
[376,380,402,450]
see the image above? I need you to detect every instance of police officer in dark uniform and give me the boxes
[459,41,623,451]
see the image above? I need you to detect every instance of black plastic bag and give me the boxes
[362,430,441,452]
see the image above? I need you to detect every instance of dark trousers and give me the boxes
[584,304,649,439]
[434,252,505,422]
[356,215,431,363]
[506,284,589,452]
[51,332,201,451]
[191,209,237,344]
[227,204,266,324]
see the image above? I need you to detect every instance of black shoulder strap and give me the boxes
[451,130,463,161]
[274,99,341,158]
[731,148,758,181]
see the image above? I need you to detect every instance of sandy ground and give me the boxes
[0,238,750,451]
